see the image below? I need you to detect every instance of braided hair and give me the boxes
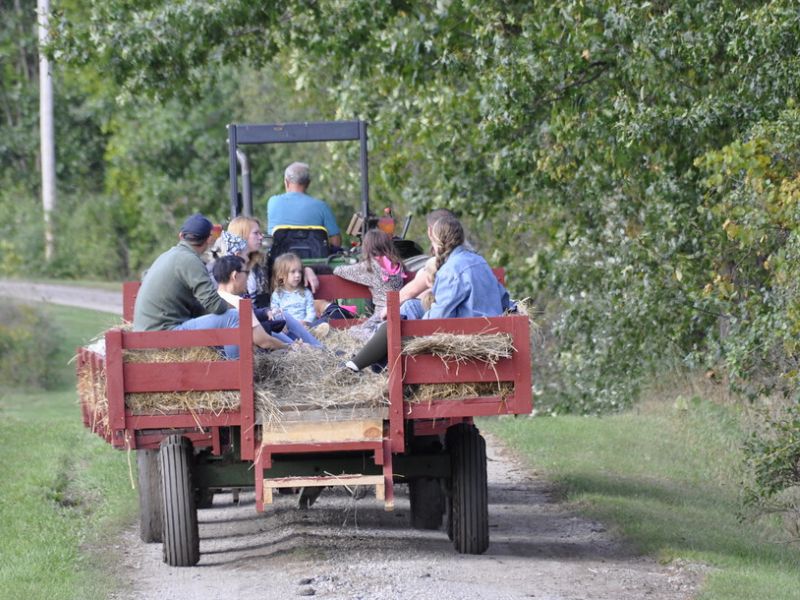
[430,215,464,271]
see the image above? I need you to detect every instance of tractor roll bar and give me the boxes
[227,121,370,235]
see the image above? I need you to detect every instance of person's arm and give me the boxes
[304,267,319,294]
[184,255,228,314]
[270,291,282,315]
[321,203,341,246]
[425,271,467,319]
[333,261,374,287]
[399,269,430,304]
[303,289,316,324]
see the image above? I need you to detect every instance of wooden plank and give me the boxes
[255,407,388,424]
[122,328,240,349]
[511,313,533,415]
[386,292,405,453]
[261,419,384,444]
[401,355,517,384]
[239,300,256,461]
[122,281,139,323]
[314,274,372,301]
[125,412,240,429]
[262,475,384,488]
[105,329,126,433]
[405,396,516,419]
[123,362,240,392]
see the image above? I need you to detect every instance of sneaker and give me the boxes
[311,322,330,339]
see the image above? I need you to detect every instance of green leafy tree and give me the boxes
[47,0,800,412]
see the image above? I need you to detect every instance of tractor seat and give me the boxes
[270,226,330,260]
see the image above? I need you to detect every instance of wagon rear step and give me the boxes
[260,474,386,506]
[255,417,395,511]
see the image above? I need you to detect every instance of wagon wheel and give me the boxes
[409,478,444,530]
[137,449,162,543]
[445,491,455,541]
[160,435,199,566]
[195,488,215,509]
[447,423,489,554]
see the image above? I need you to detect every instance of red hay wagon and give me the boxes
[76,273,532,566]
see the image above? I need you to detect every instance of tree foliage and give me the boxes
[12,0,800,413]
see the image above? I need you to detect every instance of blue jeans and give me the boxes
[174,309,240,359]
[272,312,322,347]
[400,298,425,320]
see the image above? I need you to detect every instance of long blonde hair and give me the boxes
[430,215,464,270]
[227,216,262,269]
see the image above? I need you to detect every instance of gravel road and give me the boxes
[0,280,122,315]
[10,280,704,599]
[111,438,704,600]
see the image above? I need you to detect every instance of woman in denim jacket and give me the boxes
[344,215,512,371]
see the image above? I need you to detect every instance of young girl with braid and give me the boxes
[344,215,513,372]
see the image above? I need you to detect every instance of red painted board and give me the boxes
[122,361,240,392]
[400,354,517,384]
[122,328,240,349]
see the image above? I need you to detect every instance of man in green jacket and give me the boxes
[133,213,241,357]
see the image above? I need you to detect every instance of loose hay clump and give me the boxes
[77,360,109,436]
[253,344,388,429]
[126,389,240,414]
[401,332,516,404]
[402,332,515,366]
[405,381,515,404]
[123,345,223,364]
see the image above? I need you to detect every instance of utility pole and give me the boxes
[38,0,56,262]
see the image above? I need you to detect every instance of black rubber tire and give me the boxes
[137,449,163,543]
[160,435,199,567]
[448,423,489,554]
[195,488,215,509]
[445,493,455,541]
[409,478,445,530]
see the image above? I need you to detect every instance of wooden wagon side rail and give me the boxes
[384,290,533,453]
[95,281,258,458]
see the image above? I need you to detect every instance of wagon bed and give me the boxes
[76,271,533,565]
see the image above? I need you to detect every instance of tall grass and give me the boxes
[483,388,800,600]
[0,304,134,600]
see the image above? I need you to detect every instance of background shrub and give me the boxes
[0,302,63,389]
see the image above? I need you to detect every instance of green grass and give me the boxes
[0,305,135,600]
[483,397,800,600]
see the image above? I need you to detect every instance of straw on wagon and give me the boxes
[79,318,526,427]
[253,341,388,430]
[123,345,241,415]
[76,359,110,436]
[400,331,517,403]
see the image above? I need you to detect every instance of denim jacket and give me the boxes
[425,246,511,319]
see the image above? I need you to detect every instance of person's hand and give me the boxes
[304,267,319,293]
